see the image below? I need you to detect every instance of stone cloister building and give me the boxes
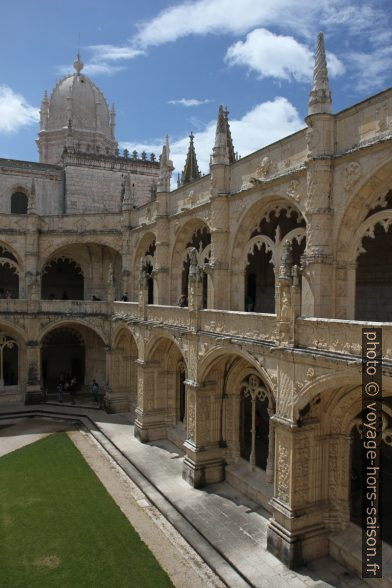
[0,36,391,577]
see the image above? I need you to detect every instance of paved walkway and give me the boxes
[0,403,366,587]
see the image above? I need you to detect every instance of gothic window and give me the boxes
[240,375,271,471]
[41,258,84,300]
[355,222,392,321]
[245,206,305,313]
[0,333,18,386]
[182,227,211,308]
[11,192,28,214]
[0,246,19,299]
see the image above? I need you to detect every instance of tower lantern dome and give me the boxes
[36,54,117,164]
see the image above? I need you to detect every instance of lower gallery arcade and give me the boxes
[2,316,391,573]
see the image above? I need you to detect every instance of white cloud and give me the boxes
[225,28,345,82]
[168,98,212,107]
[87,44,144,62]
[120,96,303,183]
[349,46,392,93]
[0,86,39,133]
[56,45,144,77]
[134,0,381,47]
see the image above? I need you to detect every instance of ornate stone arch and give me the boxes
[111,323,140,356]
[144,331,187,369]
[336,158,392,264]
[313,383,392,532]
[292,370,361,422]
[133,231,156,300]
[0,243,22,299]
[230,197,305,310]
[38,318,108,347]
[41,256,84,276]
[170,218,210,305]
[0,321,27,343]
[342,209,392,320]
[109,324,140,413]
[0,241,23,270]
[198,344,275,398]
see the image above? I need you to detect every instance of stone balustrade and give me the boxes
[0,299,113,316]
[199,309,277,342]
[146,305,189,328]
[296,317,392,360]
[2,298,392,360]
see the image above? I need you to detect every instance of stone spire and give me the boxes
[181,132,201,185]
[157,135,174,193]
[308,32,332,115]
[224,108,236,164]
[211,105,236,165]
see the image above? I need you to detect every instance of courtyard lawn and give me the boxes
[0,432,173,588]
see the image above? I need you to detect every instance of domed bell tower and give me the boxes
[36,54,118,165]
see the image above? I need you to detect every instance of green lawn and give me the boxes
[0,432,173,588]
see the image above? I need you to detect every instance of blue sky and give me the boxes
[0,0,391,177]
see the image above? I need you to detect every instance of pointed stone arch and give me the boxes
[134,333,188,444]
[230,197,306,311]
[170,218,211,306]
[133,231,156,304]
[109,326,139,413]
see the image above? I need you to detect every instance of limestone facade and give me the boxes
[1,36,391,577]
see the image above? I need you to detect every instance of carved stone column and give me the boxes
[25,214,40,300]
[265,408,275,483]
[25,341,42,404]
[154,213,170,305]
[182,381,225,487]
[134,359,167,442]
[138,262,149,319]
[187,248,203,312]
[267,417,327,568]
[209,194,229,310]
[301,112,335,318]
[324,433,352,531]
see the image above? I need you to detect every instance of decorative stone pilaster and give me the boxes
[187,247,203,312]
[138,260,149,318]
[134,359,167,442]
[25,212,40,300]
[267,417,327,568]
[182,381,225,487]
[265,408,275,483]
[25,341,42,404]
[324,433,352,531]
[154,218,170,305]
[276,242,301,346]
[209,194,230,309]
[107,264,115,301]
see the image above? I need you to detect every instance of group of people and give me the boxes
[56,374,78,404]
[0,288,13,299]
[55,375,106,409]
